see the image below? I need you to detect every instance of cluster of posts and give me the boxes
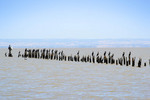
[5,45,13,57]
[6,45,148,68]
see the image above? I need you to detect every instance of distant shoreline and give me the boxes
[0,39,150,48]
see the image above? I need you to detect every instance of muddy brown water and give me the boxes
[0,48,150,99]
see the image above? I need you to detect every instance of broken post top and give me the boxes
[8,45,12,51]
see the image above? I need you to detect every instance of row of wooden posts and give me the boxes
[13,48,148,68]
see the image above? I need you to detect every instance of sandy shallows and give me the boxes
[0,48,150,99]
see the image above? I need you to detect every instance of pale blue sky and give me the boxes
[0,0,150,39]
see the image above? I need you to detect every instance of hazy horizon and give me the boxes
[1,39,150,48]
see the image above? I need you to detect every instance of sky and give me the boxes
[0,0,150,39]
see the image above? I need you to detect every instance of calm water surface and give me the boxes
[0,48,150,99]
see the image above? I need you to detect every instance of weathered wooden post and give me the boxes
[8,45,13,57]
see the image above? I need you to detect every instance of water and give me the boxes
[0,48,150,99]
[1,39,150,48]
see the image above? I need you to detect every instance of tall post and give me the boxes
[8,45,13,57]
